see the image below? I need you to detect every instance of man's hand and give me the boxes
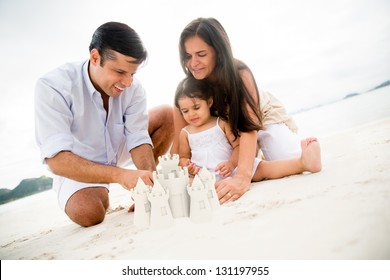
[117,169,154,191]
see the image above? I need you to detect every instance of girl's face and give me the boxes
[184,35,217,80]
[178,96,213,127]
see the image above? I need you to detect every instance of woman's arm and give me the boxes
[215,130,257,201]
[234,69,261,176]
[235,130,258,180]
[215,69,260,203]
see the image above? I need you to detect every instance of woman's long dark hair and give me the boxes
[179,17,263,139]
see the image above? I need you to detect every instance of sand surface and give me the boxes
[1,116,389,260]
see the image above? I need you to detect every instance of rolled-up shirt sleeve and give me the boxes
[35,77,74,164]
[122,80,153,151]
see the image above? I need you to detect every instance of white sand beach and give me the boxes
[1,88,390,261]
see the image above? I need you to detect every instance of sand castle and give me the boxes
[132,154,220,229]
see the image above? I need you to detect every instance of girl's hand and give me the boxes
[181,159,200,176]
[215,161,235,177]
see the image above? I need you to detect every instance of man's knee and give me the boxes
[160,105,174,133]
[68,207,106,227]
[65,187,109,227]
[161,104,174,123]
[149,105,174,129]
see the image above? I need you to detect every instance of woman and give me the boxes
[171,17,321,204]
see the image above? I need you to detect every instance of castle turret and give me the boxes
[147,178,174,229]
[157,155,190,218]
[158,154,180,178]
[198,167,220,210]
[132,177,152,228]
[187,174,212,223]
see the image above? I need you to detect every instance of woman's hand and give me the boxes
[215,174,251,204]
[215,130,257,204]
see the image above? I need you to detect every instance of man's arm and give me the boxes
[130,144,156,172]
[46,151,154,190]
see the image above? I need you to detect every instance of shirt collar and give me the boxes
[82,60,98,97]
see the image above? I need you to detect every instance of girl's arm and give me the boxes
[178,129,200,175]
[178,129,191,165]
[171,107,188,155]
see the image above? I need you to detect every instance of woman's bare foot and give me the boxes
[301,137,322,173]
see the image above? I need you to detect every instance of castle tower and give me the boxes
[156,155,190,218]
[132,177,152,228]
[147,178,174,229]
[158,154,180,178]
[157,167,190,218]
[198,167,220,210]
[187,174,212,223]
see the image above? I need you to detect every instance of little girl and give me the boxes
[174,76,261,180]
[175,75,320,188]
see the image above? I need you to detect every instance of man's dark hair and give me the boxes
[89,22,147,66]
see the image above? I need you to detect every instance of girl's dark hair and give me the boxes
[175,76,216,116]
[89,22,148,66]
[179,17,263,138]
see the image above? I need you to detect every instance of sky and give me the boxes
[0,0,389,189]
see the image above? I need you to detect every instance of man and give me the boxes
[35,22,173,227]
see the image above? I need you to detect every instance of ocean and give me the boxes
[293,85,390,138]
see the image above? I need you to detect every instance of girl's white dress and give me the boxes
[183,118,260,180]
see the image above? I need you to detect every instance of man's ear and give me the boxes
[90,49,100,66]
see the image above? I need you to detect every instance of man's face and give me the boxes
[89,49,140,97]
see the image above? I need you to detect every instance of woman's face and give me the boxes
[184,35,217,80]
